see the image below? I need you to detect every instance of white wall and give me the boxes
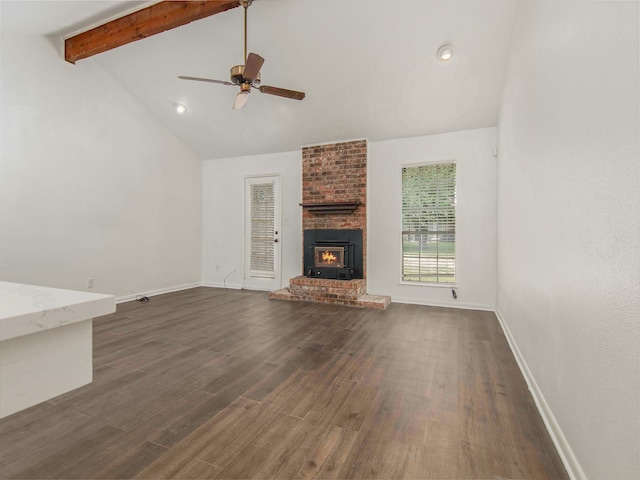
[496,2,639,479]
[0,34,203,301]
[368,128,497,310]
[202,129,497,311]
[202,151,302,289]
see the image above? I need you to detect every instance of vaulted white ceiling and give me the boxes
[2,0,517,159]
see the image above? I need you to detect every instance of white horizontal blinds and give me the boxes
[249,181,275,277]
[402,163,456,284]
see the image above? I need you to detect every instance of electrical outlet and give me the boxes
[215,265,220,272]
[87,278,95,288]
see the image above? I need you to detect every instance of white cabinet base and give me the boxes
[0,320,93,418]
[0,281,115,419]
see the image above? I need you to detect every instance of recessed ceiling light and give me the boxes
[437,45,454,61]
[175,103,187,114]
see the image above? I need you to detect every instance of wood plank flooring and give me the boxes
[0,287,568,479]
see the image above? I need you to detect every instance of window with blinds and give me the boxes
[249,181,275,277]
[402,162,456,284]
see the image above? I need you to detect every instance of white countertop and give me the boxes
[0,281,116,341]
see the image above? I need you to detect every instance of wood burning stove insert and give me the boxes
[304,229,363,280]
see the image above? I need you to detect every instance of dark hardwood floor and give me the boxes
[0,287,568,479]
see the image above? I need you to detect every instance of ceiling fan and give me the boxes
[178,0,305,110]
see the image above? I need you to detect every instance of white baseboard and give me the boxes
[115,282,202,304]
[495,308,586,480]
[200,282,243,290]
[389,296,495,312]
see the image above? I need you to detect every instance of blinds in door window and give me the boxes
[249,181,275,277]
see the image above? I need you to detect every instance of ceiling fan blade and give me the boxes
[243,53,264,82]
[178,76,233,86]
[258,85,305,101]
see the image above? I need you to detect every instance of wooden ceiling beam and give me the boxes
[65,1,240,64]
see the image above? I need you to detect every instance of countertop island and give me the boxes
[0,281,115,418]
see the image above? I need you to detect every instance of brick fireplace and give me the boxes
[270,139,390,309]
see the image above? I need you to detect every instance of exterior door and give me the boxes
[244,175,281,291]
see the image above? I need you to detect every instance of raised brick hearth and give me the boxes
[269,139,391,309]
[270,276,390,309]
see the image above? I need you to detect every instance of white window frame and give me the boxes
[400,160,457,285]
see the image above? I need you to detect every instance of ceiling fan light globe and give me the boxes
[233,91,249,110]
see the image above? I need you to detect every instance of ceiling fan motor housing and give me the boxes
[230,65,261,86]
